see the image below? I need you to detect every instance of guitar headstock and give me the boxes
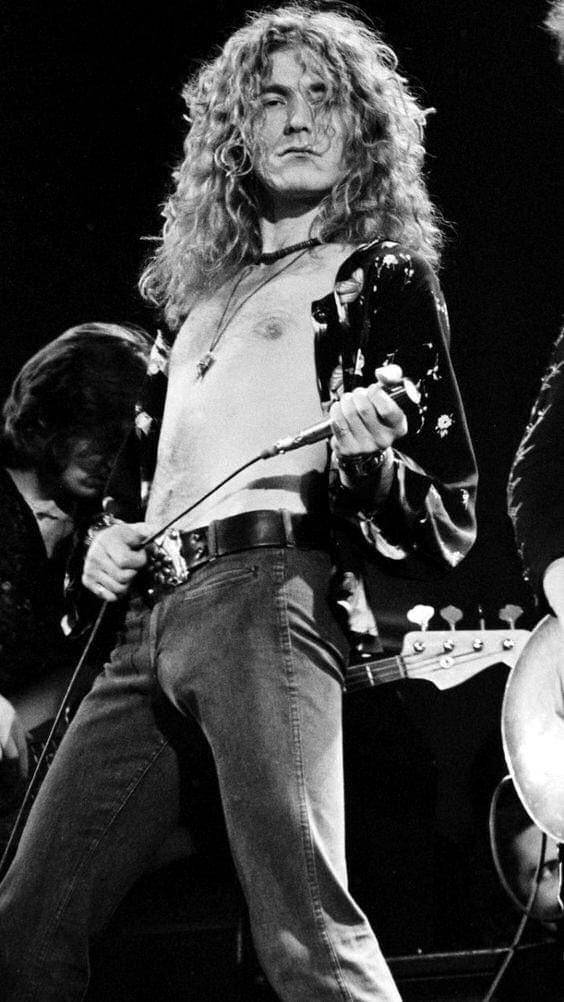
[401,629,530,690]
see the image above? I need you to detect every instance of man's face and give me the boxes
[58,438,114,500]
[513,825,562,925]
[252,47,348,213]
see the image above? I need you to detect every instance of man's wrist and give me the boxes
[84,513,120,550]
[336,447,390,483]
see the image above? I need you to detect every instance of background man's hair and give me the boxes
[0,322,151,478]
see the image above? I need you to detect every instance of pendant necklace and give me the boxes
[195,238,321,379]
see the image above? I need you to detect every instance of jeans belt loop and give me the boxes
[281,509,296,547]
[207,519,218,561]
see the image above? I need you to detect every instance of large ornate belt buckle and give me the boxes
[146,529,190,588]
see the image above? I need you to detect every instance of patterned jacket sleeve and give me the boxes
[507,330,564,601]
[313,242,478,579]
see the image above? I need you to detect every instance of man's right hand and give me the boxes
[82,522,151,602]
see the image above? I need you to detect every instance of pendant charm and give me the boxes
[196,352,215,378]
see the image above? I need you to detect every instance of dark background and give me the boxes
[2,0,564,966]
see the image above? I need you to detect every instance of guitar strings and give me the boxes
[345,646,506,691]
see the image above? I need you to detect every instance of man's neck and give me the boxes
[259,203,320,255]
[6,466,75,514]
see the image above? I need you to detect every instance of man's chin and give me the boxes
[70,480,103,499]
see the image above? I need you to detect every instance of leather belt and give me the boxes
[142,509,330,600]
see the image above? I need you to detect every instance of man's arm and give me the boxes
[68,331,171,618]
[82,523,150,602]
[508,330,564,614]
[325,246,478,578]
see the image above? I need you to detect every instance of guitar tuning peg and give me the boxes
[439,605,463,630]
[498,604,523,629]
[406,604,435,631]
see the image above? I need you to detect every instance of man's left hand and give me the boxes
[329,368,408,459]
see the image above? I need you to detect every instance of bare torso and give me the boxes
[146,243,352,530]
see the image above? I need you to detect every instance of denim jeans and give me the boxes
[0,546,401,1001]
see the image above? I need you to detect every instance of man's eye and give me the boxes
[540,860,560,880]
[262,96,284,108]
[308,86,328,105]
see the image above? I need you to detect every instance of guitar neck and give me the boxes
[346,655,404,692]
[345,629,530,693]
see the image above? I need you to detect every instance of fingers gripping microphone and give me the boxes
[260,376,420,459]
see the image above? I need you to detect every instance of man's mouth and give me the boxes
[280,146,317,156]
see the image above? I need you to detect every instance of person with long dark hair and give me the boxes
[0,323,150,822]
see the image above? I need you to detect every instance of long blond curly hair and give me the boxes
[140,3,445,329]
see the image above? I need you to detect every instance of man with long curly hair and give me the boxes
[0,5,477,1000]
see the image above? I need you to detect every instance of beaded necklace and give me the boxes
[257,237,320,265]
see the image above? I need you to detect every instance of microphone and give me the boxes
[261,376,421,459]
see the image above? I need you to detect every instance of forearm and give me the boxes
[508,331,564,597]
[323,245,477,575]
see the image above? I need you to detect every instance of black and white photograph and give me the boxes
[0,2,563,999]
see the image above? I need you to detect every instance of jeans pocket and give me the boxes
[105,602,151,680]
[177,560,259,602]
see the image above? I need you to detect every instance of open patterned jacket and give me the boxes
[94,240,478,656]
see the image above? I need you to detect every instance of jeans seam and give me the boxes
[276,551,354,1002]
[32,738,172,983]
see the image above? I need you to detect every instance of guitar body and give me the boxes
[502,614,564,842]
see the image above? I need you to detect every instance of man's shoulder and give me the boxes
[0,466,32,528]
[336,240,435,285]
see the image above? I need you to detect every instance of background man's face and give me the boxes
[57,437,114,499]
[513,825,562,924]
[253,46,348,214]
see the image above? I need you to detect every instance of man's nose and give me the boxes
[284,94,313,132]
